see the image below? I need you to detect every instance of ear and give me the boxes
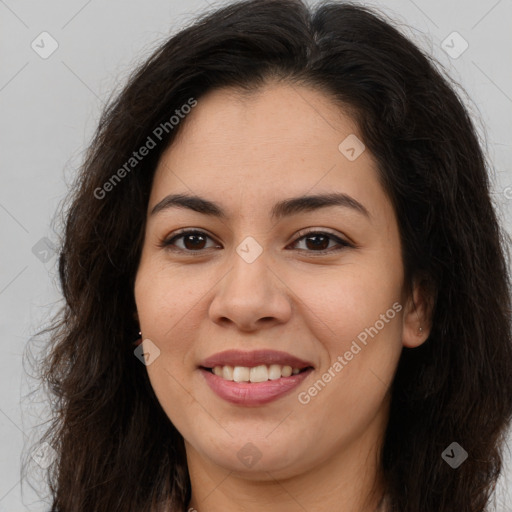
[402,276,434,348]
[133,311,139,324]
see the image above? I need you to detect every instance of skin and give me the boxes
[134,82,431,512]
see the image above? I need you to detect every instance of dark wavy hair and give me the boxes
[26,0,512,510]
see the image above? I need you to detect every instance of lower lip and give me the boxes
[200,367,313,406]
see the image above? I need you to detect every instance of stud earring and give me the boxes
[133,330,142,347]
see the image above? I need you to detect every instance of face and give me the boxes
[134,82,425,481]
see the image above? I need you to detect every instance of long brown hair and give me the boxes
[26,1,512,510]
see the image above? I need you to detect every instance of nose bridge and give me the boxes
[225,237,275,306]
[208,236,292,329]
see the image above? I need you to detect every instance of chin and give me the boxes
[192,432,308,476]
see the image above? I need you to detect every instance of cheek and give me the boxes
[293,260,403,348]
[134,265,199,429]
[134,268,183,395]
[135,259,203,338]
[292,266,403,445]
[291,254,404,406]
[134,260,209,388]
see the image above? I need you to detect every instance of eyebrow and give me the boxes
[151,192,371,221]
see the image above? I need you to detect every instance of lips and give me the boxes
[199,349,315,406]
[200,349,314,370]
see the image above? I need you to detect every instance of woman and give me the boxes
[31,0,512,510]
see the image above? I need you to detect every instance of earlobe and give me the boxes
[402,277,433,348]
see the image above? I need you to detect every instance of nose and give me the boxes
[208,245,293,332]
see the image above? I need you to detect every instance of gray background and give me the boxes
[1,0,511,510]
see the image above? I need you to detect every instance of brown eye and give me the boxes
[162,230,219,252]
[160,229,352,255]
[289,231,352,254]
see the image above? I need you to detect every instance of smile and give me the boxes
[198,349,315,406]
[208,364,305,382]
[200,365,314,406]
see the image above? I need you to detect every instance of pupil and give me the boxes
[306,234,328,251]
[185,234,206,250]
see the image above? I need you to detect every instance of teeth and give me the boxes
[268,364,282,380]
[211,364,304,382]
[281,365,292,377]
[250,365,268,383]
[233,366,250,382]
[222,365,233,380]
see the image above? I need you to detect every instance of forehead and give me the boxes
[150,82,386,222]
[166,82,362,158]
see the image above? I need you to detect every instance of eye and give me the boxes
[160,229,220,253]
[160,229,352,254]
[288,229,352,254]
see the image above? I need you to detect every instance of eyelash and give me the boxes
[159,229,353,255]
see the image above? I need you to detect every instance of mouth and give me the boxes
[200,364,313,382]
[198,350,315,406]
[200,349,314,373]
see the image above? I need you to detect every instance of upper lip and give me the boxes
[200,349,314,370]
